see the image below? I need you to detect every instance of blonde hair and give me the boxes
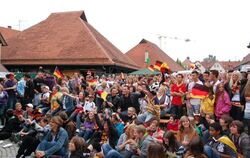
[61,86,69,93]
[179,116,195,132]
[126,124,136,139]
[135,125,146,134]
[15,102,22,107]
[229,71,241,88]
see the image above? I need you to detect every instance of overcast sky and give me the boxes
[1,0,250,62]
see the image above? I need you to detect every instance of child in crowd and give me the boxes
[84,95,96,112]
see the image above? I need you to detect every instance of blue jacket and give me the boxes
[38,127,69,157]
[59,95,75,113]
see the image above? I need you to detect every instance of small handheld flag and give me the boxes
[148,65,155,71]
[53,67,64,79]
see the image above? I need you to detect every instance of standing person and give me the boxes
[200,88,215,116]
[0,85,8,125]
[209,70,221,93]
[243,80,250,135]
[226,71,244,120]
[36,116,69,158]
[33,72,44,107]
[4,73,17,110]
[170,73,186,119]
[186,70,203,117]
[215,83,231,119]
[23,74,34,105]
[202,71,211,87]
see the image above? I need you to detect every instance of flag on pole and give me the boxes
[87,79,97,87]
[97,90,108,101]
[154,60,163,71]
[145,51,150,66]
[148,65,155,71]
[53,67,64,79]
[160,62,171,73]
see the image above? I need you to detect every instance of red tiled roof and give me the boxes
[1,11,138,70]
[219,61,240,71]
[0,27,20,42]
[200,61,215,70]
[182,58,192,66]
[126,39,184,71]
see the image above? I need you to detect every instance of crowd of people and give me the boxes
[0,68,249,158]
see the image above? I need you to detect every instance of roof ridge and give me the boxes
[51,10,84,15]
[79,19,114,64]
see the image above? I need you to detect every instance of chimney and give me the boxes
[7,26,12,29]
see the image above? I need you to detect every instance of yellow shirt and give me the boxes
[201,95,215,115]
[50,92,63,111]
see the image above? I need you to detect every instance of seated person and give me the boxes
[204,122,237,158]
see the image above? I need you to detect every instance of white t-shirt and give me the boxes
[210,80,221,93]
[84,101,96,112]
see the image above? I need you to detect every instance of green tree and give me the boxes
[176,58,184,68]
[203,54,217,62]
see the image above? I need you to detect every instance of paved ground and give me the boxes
[0,139,19,158]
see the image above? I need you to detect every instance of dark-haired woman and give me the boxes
[69,136,91,158]
[163,131,181,158]
[184,136,208,158]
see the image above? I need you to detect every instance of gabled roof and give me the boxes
[0,26,20,42]
[218,61,240,71]
[182,58,192,67]
[241,53,250,65]
[1,11,138,69]
[200,61,215,70]
[126,39,184,71]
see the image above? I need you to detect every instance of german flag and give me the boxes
[87,79,97,87]
[160,62,171,73]
[148,65,155,71]
[53,67,64,79]
[97,90,108,101]
[190,84,209,99]
[154,60,163,71]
